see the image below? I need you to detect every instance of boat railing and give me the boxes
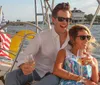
[9,33,35,71]
[0,21,40,62]
[0,22,42,84]
[0,33,36,84]
[0,21,43,32]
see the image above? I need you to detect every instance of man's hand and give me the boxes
[20,63,35,75]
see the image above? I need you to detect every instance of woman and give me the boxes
[53,24,99,85]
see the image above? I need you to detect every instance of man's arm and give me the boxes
[16,34,41,75]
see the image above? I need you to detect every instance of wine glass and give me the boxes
[24,53,35,77]
[77,49,86,76]
[25,53,35,68]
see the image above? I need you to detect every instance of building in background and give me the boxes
[71,8,85,24]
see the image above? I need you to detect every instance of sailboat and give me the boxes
[0,0,100,85]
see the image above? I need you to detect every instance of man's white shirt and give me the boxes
[17,28,70,77]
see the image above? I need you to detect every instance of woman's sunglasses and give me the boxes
[77,35,91,40]
[57,17,71,22]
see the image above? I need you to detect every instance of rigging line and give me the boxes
[51,0,55,10]
[45,0,52,12]
[40,0,45,24]
[89,0,100,29]
[89,2,100,29]
[89,0,100,48]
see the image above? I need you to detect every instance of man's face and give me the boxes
[52,10,71,34]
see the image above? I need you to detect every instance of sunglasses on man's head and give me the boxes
[77,35,91,40]
[57,17,71,22]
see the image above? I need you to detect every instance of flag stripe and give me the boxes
[0,30,11,59]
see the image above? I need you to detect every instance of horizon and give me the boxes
[0,0,99,21]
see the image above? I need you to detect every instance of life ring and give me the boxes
[9,30,36,59]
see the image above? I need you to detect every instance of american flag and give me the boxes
[0,6,11,60]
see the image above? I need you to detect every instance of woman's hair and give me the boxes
[52,2,72,18]
[68,24,96,52]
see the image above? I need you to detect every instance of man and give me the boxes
[5,2,72,85]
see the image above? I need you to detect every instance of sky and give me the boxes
[0,0,99,21]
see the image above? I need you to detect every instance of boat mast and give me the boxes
[34,0,55,30]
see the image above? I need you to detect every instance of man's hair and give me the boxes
[52,2,71,18]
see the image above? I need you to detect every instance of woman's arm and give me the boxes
[53,49,84,81]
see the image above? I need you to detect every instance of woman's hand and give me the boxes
[84,79,98,85]
[81,53,95,67]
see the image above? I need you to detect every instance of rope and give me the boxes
[89,0,100,29]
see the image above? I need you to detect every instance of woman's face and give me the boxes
[74,30,91,50]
